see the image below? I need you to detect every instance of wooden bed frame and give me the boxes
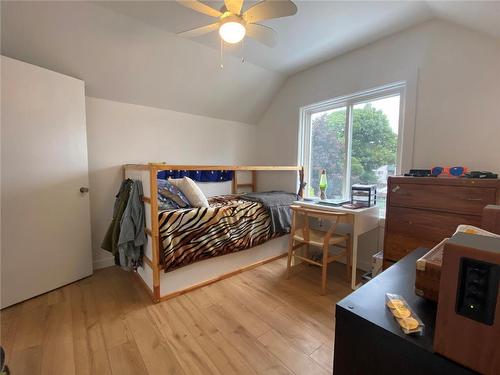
[123,163,304,303]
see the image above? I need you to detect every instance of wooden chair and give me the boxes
[286,204,352,295]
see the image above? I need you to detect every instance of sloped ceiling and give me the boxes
[96,0,434,74]
[426,1,500,39]
[1,1,285,124]
[2,1,499,124]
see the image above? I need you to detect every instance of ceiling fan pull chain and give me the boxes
[220,38,224,69]
[241,38,245,64]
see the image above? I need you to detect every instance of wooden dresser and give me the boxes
[383,176,500,269]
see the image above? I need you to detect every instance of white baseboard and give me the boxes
[93,255,115,270]
[92,239,374,273]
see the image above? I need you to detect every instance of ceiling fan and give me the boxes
[176,0,298,47]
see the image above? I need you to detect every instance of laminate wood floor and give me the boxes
[1,257,357,375]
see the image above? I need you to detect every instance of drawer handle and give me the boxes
[466,198,483,201]
[392,185,400,193]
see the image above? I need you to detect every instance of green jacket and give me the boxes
[101,179,133,254]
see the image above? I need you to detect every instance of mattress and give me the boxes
[158,195,278,272]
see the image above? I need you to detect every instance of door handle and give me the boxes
[80,187,89,193]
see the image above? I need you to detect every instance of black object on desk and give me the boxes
[333,248,477,375]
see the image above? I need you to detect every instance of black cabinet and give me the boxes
[333,248,477,375]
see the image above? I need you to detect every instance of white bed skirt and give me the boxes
[136,235,289,300]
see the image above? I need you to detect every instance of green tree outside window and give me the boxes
[310,104,397,198]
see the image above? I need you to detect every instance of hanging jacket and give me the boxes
[101,179,133,255]
[117,180,146,270]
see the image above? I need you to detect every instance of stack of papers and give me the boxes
[317,199,350,207]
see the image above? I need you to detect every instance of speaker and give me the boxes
[434,233,500,374]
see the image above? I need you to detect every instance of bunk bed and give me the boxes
[123,163,304,302]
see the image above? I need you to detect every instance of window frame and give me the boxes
[298,81,406,200]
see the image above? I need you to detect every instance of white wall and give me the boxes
[255,20,500,268]
[1,1,285,125]
[6,18,499,273]
[86,97,258,268]
[256,20,428,193]
[257,19,500,183]
[411,22,500,171]
[87,20,500,271]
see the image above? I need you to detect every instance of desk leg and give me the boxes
[350,219,362,290]
[350,212,381,290]
[350,235,358,289]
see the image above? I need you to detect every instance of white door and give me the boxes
[1,56,93,308]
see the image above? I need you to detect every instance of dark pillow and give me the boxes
[157,179,191,209]
[158,194,179,210]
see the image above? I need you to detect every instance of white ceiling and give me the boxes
[1,1,285,124]
[426,1,500,39]
[2,1,499,124]
[95,1,500,75]
[97,1,435,74]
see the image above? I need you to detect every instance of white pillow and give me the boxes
[168,177,209,208]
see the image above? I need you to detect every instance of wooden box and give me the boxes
[415,238,448,302]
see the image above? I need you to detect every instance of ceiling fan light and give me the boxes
[219,21,246,44]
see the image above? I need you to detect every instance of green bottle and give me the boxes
[319,169,327,199]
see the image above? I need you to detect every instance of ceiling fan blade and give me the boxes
[176,1,222,18]
[246,23,277,47]
[243,0,297,24]
[177,22,220,38]
[224,0,244,15]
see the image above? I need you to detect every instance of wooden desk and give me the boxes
[294,201,379,289]
[334,248,477,375]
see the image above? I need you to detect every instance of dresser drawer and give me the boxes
[388,183,496,215]
[384,231,436,262]
[386,207,482,242]
[384,207,482,261]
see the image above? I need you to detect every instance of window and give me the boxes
[299,83,405,212]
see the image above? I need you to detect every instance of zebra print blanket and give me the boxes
[158,195,277,272]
